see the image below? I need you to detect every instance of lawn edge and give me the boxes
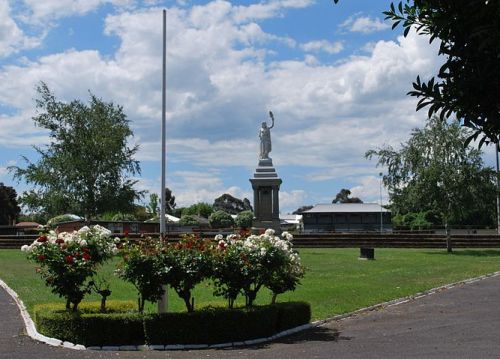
[311,270,500,328]
[2,271,500,351]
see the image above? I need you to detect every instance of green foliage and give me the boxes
[292,205,313,215]
[212,231,304,308]
[23,225,118,311]
[209,210,234,228]
[116,238,168,312]
[110,212,137,221]
[146,193,159,216]
[393,211,433,230]
[34,301,310,346]
[182,202,213,218]
[213,193,253,215]
[235,210,254,228]
[382,0,500,145]
[162,235,214,312]
[366,116,496,226]
[332,188,363,204]
[179,215,202,226]
[34,302,144,346]
[10,82,142,220]
[0,183,21,225]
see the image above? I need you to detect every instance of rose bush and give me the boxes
[213,229,305,307]
[22,225,118,311]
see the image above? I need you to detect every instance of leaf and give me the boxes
[403,25,411,37]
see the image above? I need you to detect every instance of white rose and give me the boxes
[21,245,29,252]
[215,234,224,241]
[264,228,275,236]
[78,226,91,234]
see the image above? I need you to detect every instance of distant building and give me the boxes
[280,214,303,232]
[302,203,391,233]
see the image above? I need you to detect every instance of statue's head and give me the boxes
[261,122,267,128]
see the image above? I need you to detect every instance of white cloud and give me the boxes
[300,40,344,54]
[340,15,390,34]
[20,0,135,23]
[350,175,389,204]
[0,0,43,57]
[280,190,307,213]
[0,1,444,210]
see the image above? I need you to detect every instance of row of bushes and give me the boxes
[34,301,311,347]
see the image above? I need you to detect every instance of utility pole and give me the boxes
[379,172,383,233]
[158,9,168,314]
[496,141,500,235]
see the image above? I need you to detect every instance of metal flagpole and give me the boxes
[158,8,168,314]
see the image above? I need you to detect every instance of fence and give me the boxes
[2,232,500,250]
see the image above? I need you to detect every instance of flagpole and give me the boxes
[158,8,168,314]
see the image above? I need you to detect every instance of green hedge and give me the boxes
[34,301,311,347]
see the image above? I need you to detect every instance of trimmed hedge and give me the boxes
[34,301,311,347]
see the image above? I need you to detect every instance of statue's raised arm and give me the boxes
[268,111,275,129]
[259,111,275,160]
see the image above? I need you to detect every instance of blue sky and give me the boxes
[0,0,496,214]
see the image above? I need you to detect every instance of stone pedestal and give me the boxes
[250,158,282,234]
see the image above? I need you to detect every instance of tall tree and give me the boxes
[0,183,21,225]
[182,202,213,218]
[332,189,363,204]
[10,82,142,220]
[147,193,159,216]
[161,187,176,215]
[366,116,496,226]
[334,1,500,145]
[292,205,314,215]
[213,193,253,215]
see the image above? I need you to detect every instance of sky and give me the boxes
[0,0,497,215]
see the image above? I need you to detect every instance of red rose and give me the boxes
[37,254,46,262]
[83,248,90,253]
[83,253,91,261]
[124,230,129,237]
[65,255,74,264]
[37,236,48,243]
[55,238,64,245]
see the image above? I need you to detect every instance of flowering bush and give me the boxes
[162,235,214,312]
[213,229,304,307]
[22,225,118,311]
[116,238,169,312]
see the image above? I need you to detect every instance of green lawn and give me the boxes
[1,248,500,320]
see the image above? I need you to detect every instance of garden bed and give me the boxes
[34,301,311,346]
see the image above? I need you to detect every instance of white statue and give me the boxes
[259,111,275,159]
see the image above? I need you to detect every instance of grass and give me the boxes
[1,248,500,320]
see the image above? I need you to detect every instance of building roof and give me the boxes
[280,214,303,224]
[15,222,41,228]
[303,203,390,214]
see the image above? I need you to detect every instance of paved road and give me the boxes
[2,274,500,359]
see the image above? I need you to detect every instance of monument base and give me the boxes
[251,219,282,235]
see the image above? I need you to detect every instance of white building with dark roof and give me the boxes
[302,203,391,233]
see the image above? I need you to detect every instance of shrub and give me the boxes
[22,225,119,311]
[209,210,234,228]
[162,235,214,312]
[115,238,168,312]
[235,210,254,229]
[34,301,143,347]
[179,215,201,226]
[34,301,311,346]
[213,230,305,307]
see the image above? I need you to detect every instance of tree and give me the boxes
[10,83,142,220]
[0,183,21,225]
[182,202,213,218]
[366,116,496,226]
[235,210,254,229]
[332,189,363,204]
[333,1,500,145]
[386,1,500,146]
[292,205,313,215]
[213,193,253,215]
[146,193,159,216]
[209,210,234,229]
[160,188,176,215]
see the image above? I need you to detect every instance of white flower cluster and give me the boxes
[21,224,118,256]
